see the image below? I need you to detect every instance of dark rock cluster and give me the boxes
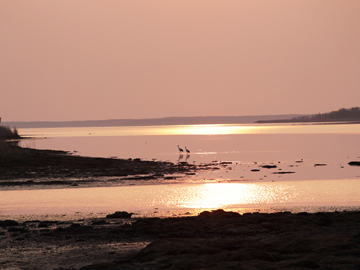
[106,211,133,219]
[85,209,360,270]
[2,209,360,269]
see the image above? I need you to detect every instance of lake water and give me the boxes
[1,123,360,217]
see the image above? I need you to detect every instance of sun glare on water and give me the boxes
[19,124,258,138]
[171,183,267,209]
[168,124,257,135]
[19,123,360,138]
[162,182,307,210]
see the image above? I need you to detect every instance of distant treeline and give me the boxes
[292,107,360,121]
[257,107,360,123]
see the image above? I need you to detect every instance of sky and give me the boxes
[1,1,360,122]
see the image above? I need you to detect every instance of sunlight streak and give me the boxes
[168,183,267,209]
[19,123,360,138]
[167,183,306,210]
[170,124,257,135]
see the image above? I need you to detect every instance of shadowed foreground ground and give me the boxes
[1,209,360,269]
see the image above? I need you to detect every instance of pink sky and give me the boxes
[1,1,360,121]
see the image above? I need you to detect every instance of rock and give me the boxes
[79,262,117,269]
[261,165,277,169]
[315,212,333,226]
[38,222,50,228]
[287,260,320,268]
[198,209,241,219]
[92,220,108,225]
[134,238,224,260]
[348,161,360,166]
[8,227,28,233]
[0,220,19,227]
[106,211,133,219]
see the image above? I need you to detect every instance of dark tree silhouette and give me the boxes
[256,107,360,123]
[291,107,360,121]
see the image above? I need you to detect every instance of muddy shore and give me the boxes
[1,144,359,188]
[1,209,360,269]
[0,145,203,187]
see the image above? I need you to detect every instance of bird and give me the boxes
[185,146,190,153]
[177,145,183,153]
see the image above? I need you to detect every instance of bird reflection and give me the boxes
[178,153,184,163]
[185,153,190,162]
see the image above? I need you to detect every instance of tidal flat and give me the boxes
[0,146,198,188]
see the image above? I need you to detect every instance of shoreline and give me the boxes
[0,144,201,187]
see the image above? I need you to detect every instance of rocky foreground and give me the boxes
[1,209,360,269]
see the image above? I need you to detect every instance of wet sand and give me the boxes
[1,209,360,269]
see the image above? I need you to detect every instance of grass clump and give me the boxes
[0,126,23,160]
[0,126,20,140]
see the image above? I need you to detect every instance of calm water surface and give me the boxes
[1,180,360,216]
[19,123,360,164]
[1,123,359,217]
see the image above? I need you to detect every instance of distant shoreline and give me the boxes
[1,114,301,128]
[3,115,360,129]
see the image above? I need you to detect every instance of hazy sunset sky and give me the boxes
[1,1,359,122]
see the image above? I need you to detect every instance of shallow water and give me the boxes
[19,123,360,182]
[19,123,360,164]
[2,123,359,217]
[1,180,360,216]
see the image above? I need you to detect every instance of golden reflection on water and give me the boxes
[20,123,360,138]
[1,180,360,215]
[20,124,258,137]
[170,183,300,209]
[176,183,260,209]
[170,125,258,135]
